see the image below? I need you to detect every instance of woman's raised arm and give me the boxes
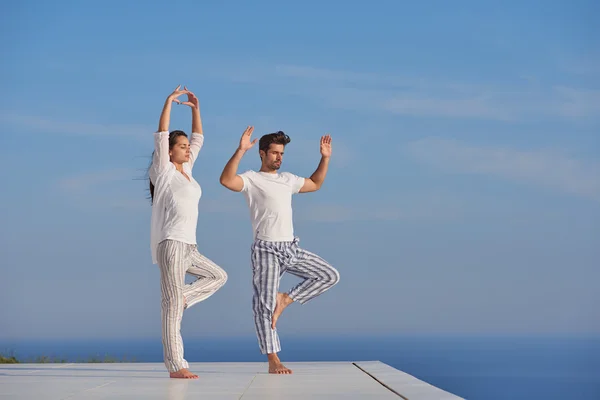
[154,85,190,171]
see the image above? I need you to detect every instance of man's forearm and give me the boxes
[220,148,246,183]
[309,156,330,187]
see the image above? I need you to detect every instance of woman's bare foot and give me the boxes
[169,368,198,379]
[271,292,293,330]
[267,353,292,374]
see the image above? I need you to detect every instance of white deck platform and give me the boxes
[0,361,464,399]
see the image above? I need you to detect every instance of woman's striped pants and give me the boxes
[157,239,228,373]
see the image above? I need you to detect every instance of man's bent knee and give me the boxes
[328,266,340,287]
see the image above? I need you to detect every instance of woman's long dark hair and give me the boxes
[148,130,188,204]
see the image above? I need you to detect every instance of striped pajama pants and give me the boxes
[251,237,340,354]
[157,239,228,373]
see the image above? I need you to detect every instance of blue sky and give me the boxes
[0,0,598,340]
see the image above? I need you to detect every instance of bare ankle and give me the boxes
[282,293,294,305]
[281,292,290,298]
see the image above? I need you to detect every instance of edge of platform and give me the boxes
[353,361,464,400]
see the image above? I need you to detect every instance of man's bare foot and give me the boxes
[169,368,198,379]
[272,292,293,330]
[268,354,292,374]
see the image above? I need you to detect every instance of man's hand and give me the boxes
[239,126,258,151]
[220,126,255,192]
[180,86,200,109]
[299,134,332,193]
[168,85,190,104]
[320,134,332,158]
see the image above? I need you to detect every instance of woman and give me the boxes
[148,85,228,379]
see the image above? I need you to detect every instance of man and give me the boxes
[219,127,340,374]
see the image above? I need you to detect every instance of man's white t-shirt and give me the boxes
[239,170,305,242]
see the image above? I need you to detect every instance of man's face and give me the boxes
[261,143,285,171]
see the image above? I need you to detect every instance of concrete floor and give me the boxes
[0,361,464,399]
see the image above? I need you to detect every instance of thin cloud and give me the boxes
[273,64,480,93]
[217,63,600,121]
[383,96,513,120]
[552,86,600,118]
[198,197,247,216]
[287,136,356,168]
[406,138,600,201]
[57,168,149,211]
[559,54,600,77]
[296,196,464,223]
[0,112,152,137]
[58,168,135,191]
[57,169,249,214]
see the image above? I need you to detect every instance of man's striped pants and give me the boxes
[157,239,228,373]
[251,237,340,354]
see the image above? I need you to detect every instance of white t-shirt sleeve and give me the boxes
[188,133,204,169]
[286,173,305,194]
[153,131,171,173]
[239,171,253,193]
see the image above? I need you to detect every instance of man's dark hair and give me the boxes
[259,131,291,156]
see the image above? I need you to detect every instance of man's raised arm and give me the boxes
[220,126,257,192]
[300,134,332,193]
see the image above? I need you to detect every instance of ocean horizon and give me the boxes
[1,335,598,399]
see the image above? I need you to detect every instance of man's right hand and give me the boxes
[220,126,255,192]
[238,126,257,151]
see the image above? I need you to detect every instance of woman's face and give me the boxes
[169,136,190,164]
